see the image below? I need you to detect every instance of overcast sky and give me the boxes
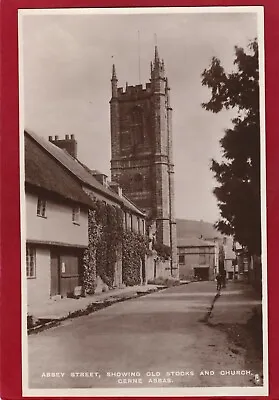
[21,8,258,223]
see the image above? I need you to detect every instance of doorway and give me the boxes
[194,267,209,281]
[50,251,60,296]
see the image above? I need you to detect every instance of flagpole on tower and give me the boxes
[154,33,157,46]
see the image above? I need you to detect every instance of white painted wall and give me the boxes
[26,193,88,246]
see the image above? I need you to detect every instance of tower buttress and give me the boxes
[166,79,178,277]
[151,46,170,247]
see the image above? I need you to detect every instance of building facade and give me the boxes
[223,238,237,280]
[110,46,178,277]
[178,237,217,281]
[25,133,93,309]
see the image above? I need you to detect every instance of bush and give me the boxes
[153,242,171,260]
[148,276,180,287]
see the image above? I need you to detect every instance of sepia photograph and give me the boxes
[19,6,267,397]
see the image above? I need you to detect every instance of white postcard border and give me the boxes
[18,5,268,397]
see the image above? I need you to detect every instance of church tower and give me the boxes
[110,46,178,277]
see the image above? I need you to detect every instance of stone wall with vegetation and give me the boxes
[83,198,148,292]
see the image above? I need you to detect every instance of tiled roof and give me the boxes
[177,237,216,248]
[25,133,94,208]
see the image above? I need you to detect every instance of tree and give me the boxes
[201,39,261,255]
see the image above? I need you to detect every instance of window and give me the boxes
[137,217,140,233]
[134,174,144,192]
[199,253,206,265]
[37,198,46,217]
[130,214,133,231]
[26,246,36,278]
[72,207,80,224]
[179,254,185,264]
[142,219,145,235]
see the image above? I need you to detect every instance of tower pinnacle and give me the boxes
[151,45,165,79]
[112,64,117,80]
[111,64,118,98]
[154,45,159,63]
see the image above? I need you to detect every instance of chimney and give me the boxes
[48,136,53,141]
[91,170,108,187]
[109,181,123,197]
[51,134,77,158]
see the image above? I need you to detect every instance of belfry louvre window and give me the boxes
[37,198,46,217]
[26,246,36,278]
[134,174,144,192]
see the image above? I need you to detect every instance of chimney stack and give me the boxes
[51,134,77,158]
[48,136,52,141]
[109,181,123,197]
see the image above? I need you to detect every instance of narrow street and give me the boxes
[28,281,262,389]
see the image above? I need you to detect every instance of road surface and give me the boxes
[28,281,257,389]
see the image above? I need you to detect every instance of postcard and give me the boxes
[18,6,267,397]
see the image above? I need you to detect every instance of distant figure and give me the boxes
[216,273,222,291]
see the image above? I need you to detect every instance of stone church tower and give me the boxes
[110,46,178,277]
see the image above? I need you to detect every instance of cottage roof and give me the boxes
[25,133,94,208]
[25,130,145,217]
[121,193,146,216]
[177,237,216,248]
[26,130,122,202]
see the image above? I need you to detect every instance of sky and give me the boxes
[21,8,258,223]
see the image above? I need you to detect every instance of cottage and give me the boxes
[25,130,148,309]
[25,133,93,307]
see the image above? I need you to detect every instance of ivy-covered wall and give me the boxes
[83,199,123,292]
[122,231,148,286]
[83,196,148,292]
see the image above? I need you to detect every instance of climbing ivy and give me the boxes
[95,202,123,287]
[122,231,148,286]
[83,206,102,294]
[83,195,148,291]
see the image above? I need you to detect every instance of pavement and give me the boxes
[28,280,264,389]
[28,284,165,321]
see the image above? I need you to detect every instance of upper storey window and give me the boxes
[37,198,47,218]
